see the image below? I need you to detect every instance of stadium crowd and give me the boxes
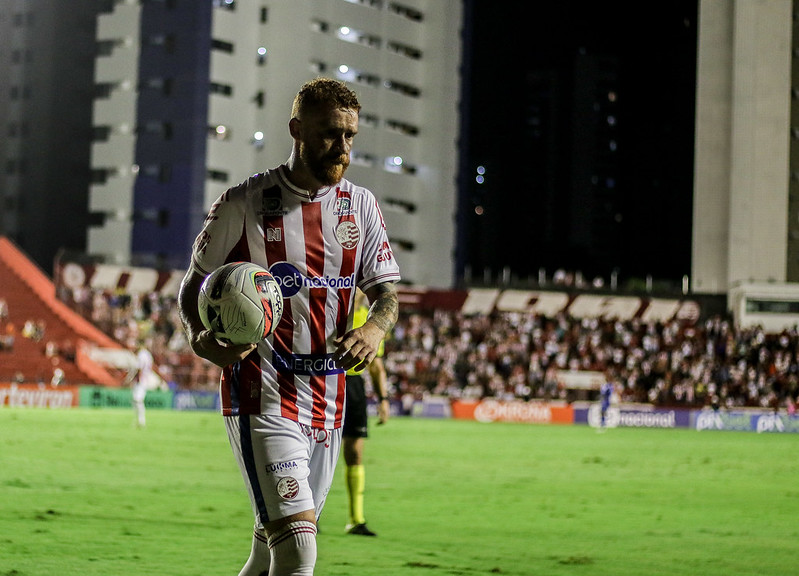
[54,286,799,413]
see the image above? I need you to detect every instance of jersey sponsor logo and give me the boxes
[276,476,300,500]
[333,197,357,216]
[259,196,288,216]
[335,220,360,249]
[266,461,299,474]
[271,351,344,376]
[269,261,355,298]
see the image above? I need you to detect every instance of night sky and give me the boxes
[459,1,698,288]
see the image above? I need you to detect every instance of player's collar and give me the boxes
[277,165,338,201]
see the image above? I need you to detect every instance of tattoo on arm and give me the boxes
[366,283,399,334]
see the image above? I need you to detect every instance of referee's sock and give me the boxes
[346,464,366,525]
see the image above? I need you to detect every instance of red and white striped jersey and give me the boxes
[190,165,401,429]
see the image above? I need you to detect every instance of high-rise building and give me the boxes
[89,0,463,288]
[693,0,794,294]
[0,0,102,275]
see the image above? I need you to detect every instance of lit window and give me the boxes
[208,125,230,140]
[252,131,265,149]
[212,0,236,10]
[336,25,381,48]
[383,155,417,175]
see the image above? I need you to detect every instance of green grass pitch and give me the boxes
[1,407,797,576]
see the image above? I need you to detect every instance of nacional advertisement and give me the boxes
[573,404,690,429]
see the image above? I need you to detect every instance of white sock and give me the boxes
[267,521,317,576]
[238,529,271,576]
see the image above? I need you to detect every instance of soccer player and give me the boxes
[599,373,614,430]
[130,340,154,428]
[178,78,400,576]
[342,289,390,536]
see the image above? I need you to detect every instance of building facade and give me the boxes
[692,0,794,294]
[0,0,102,274]
[88,0,463,287]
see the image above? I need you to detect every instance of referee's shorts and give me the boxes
[343,373,368,438]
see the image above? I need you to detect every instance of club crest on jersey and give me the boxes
[276,476,300,500]
[335,221,360,250]
[333,197,356,216]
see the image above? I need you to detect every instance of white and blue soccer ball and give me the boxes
[198,262,284,345]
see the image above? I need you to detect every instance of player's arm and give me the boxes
[177,268,256,368]
[368,355,390,424]
[335,282,398,371]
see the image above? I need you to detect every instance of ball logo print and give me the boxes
[197,262,284,345]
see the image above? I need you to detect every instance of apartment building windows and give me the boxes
[143,77,173,96]
[310,19,329,33]
[210,81,233,96]
[336,26,381,48]
[208,125,231,140]
[386,40,422,60]
[385,118,419,136]
[211,38,234,53]
[384,79,421,98]
[207,169,229,182]
[387,2,423,21]
[96,38,128,57]
[341,0,382,8]
[92,125,112,142]
[212,0,236,10]
[140,164,172,183]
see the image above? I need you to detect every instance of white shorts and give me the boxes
[225,414,341,528]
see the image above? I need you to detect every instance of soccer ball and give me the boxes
[198,262,284,345]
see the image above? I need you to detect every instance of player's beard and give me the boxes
[301,143,349,186]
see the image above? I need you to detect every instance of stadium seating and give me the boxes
[0,236,126,386]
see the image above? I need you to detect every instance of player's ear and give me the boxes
[289,117,301,139]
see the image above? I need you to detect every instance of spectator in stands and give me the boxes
[51,366,65,387]
[0,322,15,351]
